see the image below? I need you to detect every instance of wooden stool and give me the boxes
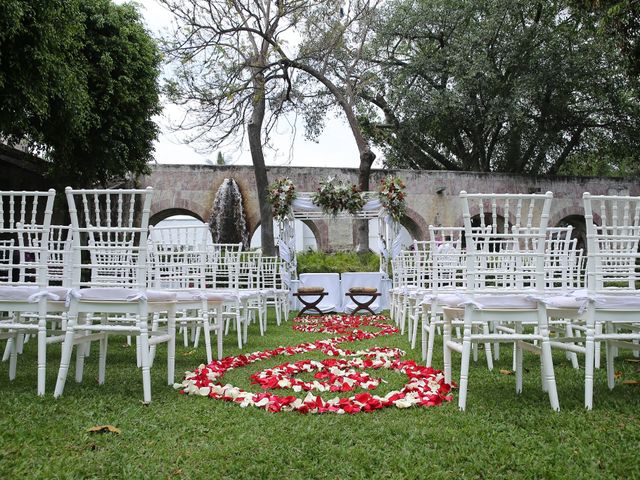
[293,291,328,316]
[345,291,381,315]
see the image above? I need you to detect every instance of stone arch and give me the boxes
[302,220,326,251]
[401,207,427,241]
[149,207,204,226]
[549,206,585,229]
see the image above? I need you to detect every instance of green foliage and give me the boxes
[0,0,161,186]
[297,250,380,274]
[363,0,640,176]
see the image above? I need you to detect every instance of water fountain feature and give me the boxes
[209,178,249,248]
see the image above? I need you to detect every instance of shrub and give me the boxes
[297,250,380,274]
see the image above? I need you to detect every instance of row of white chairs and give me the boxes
[0,188,289,402]
[390,191,640,410]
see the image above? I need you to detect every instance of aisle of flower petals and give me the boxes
[176,314,453,414]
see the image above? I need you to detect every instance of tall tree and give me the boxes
[286,0,382,252]
[0,0,162,186]
[362,0,640,175]
[161,0,310,255]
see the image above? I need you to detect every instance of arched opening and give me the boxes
[400,214,424,242]
[556,214,587,252]
[250,220,319,252]
[150,208,204,227]
[149,213,209,245]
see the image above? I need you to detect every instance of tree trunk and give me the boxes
[355,149,376,253]
[247,74,275,255]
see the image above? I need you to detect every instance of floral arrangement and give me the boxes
[312,177,365,216]
[267,177,297,220]
[175,314,453,414]
[378,176,407,222]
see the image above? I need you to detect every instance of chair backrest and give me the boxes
[238,251,262,289]
[148,224,211,290]
[0,190,55,288]
[46,225,73,287]
[583,193,640,293]
[260,256,286,290]
[542,226,576,292]
[65,187,154,290]
[205,243,243,290]
[428,226,466,293]
[460,191,554,295]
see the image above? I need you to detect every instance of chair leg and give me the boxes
[75,315,88,383]
[426,315,437,367]
[538,308,560,412]
[167,306,176,385]
[98,335,108,385]
[2,335,12,362]
[216,307,224,361]
[565,321,579,369]
[36,302,47,396]
[137,310,152,404]
[201,308,213,364]
[458,320,473,411]
[606,323,616,390]
[236,314,243,349]
[411,306,419,349]
[54,309,78,399]
[9,332,18,381]
[443,312,453,385]
[594,322,602,369]
[482,322,493,371]
[584,311,596,410]
[515,324,523,395]
[420,306,428,362]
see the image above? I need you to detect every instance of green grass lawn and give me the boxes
[1,312,639,479]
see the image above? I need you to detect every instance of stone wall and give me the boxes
[140,165,639,248]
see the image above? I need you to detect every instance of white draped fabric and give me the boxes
[341,272,384,313]
[298,273,342,313]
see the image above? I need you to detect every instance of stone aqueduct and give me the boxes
[140,165,639,250]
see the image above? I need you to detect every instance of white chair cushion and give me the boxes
[546,290,640,310]
[174,290,203,302]
[73,288,176,303]
[238,289,261,299]
[544,295,586,310]
[435,293,538,309]
[592,295,640,309]
[431,293,465,308]
[465,295,538,309]
[0,285,40,302]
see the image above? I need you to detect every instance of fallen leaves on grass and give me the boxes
[87,425,121,435]
[499,369,514,375]
[622,380,640,385]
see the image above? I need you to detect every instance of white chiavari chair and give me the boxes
[54,187,177,403]
[148,224,225,363]
[442,191,559,411]
[581,193,640,409]
[205,243,255,348]
[0,190,57,395]
[260,256,289,328]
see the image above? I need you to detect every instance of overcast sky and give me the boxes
[127,0,370,168]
